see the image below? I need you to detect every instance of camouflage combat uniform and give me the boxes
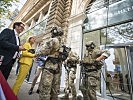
[64,51,79,100]
[37,27,64,100]
[80,42,104,100]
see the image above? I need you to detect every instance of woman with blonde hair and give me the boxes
[12,36,36,95]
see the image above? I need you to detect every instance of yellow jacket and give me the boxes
[19,42,35,66]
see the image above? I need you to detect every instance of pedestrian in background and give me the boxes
[12,36,36,95]
[28,55,47,95]
[0,22,26,80]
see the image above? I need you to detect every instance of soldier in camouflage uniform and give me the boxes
[63,51,79,100]
[37,27,66,100]
[80,41,110,100]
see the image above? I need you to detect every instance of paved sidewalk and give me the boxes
[8,67,39,100]
[7,67,109,100]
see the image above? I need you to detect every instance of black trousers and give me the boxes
[0,59,15,80]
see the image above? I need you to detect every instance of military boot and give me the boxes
[60,93,69,100]
[28,88,33,95]
[36,89,40,94]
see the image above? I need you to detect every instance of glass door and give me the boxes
[126,46,133,100]
[104,47,132,100]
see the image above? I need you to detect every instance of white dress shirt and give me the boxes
[13,29,20,59]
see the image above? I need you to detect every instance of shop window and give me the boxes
[33,19,47,36]
[99,21,133,44]
[82,0,133,99]
[104,48,132,100]
[34,17,39,25]
[43,11,48,21]
[83,30,101,46]
[27,22,31,30]
[83,0,133,32]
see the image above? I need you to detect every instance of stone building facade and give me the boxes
[9,0,133,99]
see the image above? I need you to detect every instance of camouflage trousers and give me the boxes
[69,82,76,100]
[81,72,98,100]
[64,70,76,100]
[64,80,76,100]
[39,68,61,100]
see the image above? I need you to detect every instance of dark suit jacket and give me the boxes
[0,28,19,65]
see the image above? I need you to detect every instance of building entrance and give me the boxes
[100,45,133,100]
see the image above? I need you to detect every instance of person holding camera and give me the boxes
[12,36,36,95]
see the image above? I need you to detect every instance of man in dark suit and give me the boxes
[0,22,26,80]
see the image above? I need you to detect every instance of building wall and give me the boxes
[9,0,91,52]
[9,0,50,39]
[67,0,92,91]
[67,0,92,57]
[10,0,92,91]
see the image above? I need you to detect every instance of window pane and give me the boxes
[107,22,133,44]
[83,0,133,32]
[105,48,131,100]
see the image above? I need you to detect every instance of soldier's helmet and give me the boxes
[51,27,64,38]
[85,41,96,49]
[101,50,110,58]
[70,68,75,72]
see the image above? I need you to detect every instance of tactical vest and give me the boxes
[48,38,60,58]
[67,51,79,68]
[83,49,103,70]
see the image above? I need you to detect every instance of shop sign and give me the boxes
[83,0,133,32]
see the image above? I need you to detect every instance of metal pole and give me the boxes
[125,46,133,100]
[101,62,107,98]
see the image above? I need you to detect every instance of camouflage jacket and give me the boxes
[37,37,61,58]
[82,49,103,71]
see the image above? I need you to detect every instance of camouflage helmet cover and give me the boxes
[70,68,75,72]
[85,41,96,49]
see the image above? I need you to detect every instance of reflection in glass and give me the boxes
[83,21,133,45]
[106,22,133,44]
[83,0,133,99]
[20,18,47,43]
[105,48,131,100]
[83,29,133,99]
[85,6,107,31]
[84,0,133,32]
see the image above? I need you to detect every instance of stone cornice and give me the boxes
[25,2,50,24]
[22,0,50,22]
[69,12,86,23]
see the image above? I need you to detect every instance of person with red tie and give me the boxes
[0,22,26,80]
